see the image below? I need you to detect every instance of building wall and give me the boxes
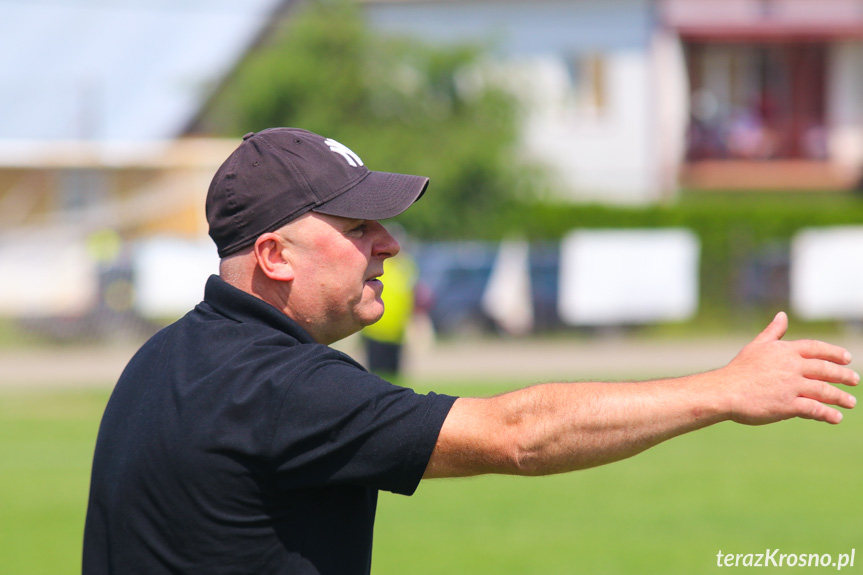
[518,48,657,202]
[828,41,863,170]
[0,139,235,239]
[366,0,863,198]
[364,0,672,203]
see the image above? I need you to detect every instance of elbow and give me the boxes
[510,446,544,476]
[436,394,570,477]
[502,422,549,477]
[510,438,593,477]
[511,436,568,477]
[505,414,590,477]
[492,398,556,476]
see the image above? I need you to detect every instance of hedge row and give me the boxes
[510,191,863,327]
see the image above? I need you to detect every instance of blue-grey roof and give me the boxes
[0,0,284,140]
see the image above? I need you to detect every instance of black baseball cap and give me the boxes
[206,127,429,257]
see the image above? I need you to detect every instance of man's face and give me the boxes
[278,212,400,345]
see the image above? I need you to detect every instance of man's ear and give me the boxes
[253,233,295,282]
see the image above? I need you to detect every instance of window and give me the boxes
[565,52,607,115]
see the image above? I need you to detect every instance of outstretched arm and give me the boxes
[423,313,859,479]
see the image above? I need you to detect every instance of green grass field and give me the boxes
[0,389,108,574]
[1,382,860,574]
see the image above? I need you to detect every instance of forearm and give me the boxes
[497,376,725,475]
[426,374,727,478]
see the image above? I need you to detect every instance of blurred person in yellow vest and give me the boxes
[361,228,417,378]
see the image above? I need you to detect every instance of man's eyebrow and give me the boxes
[341,218,366,229]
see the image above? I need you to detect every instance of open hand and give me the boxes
[720,312,858,425]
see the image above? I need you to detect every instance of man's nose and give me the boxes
[371,222,400,258]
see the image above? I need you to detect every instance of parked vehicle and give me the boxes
[413,241,562,337]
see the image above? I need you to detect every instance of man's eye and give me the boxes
[349,223,367,235]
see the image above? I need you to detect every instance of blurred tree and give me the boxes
[195,0,545,239]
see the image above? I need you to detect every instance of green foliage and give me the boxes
[199,0,533,238]
[504,190,863,323]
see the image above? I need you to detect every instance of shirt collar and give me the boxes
[201,275,317,345]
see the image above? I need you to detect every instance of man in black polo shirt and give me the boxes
[84,128,858,575]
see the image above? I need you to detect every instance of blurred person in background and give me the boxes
[360,225,417,378]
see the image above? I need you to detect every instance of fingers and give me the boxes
[801,357,860,387]
[795,355,859,424]
[752,311,789,344]
[793,397,846,425]
[794,339,853,366]
[789,374,858,425]
[798,376,858,408]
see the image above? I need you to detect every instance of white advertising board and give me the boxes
[558,229,700,326]
[790,226,863,320]
[0,234,97,317]
[133,237,219,319]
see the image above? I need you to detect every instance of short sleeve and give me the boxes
[269,353,456,495]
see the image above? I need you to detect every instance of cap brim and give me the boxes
[312,171,429,221]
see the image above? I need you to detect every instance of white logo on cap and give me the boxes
[325,138,364,168]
